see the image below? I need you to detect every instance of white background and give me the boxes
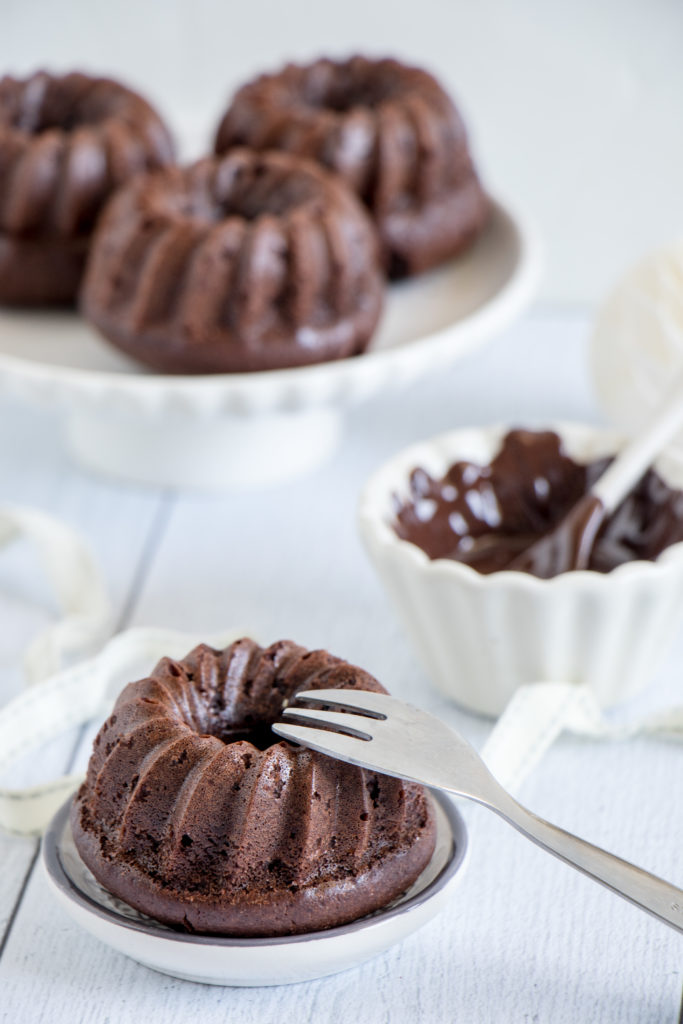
[4,0,683,305]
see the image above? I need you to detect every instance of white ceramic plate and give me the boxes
[0,198,540,488]
[42,792,468,987]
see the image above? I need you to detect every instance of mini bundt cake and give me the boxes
[80,148,384,374]
[71,639,436,936]
[0,71,174,305]
[215,56,489,278]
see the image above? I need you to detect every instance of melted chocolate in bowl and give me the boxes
[393,430,683,577]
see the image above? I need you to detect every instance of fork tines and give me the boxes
[273,688,431,783]
[291,688,391,718]
[279,705,375,741]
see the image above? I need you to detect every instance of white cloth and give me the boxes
[481,681,683,793]
[0,626,242,836]
[0,504,110,684]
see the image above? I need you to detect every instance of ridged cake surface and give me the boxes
[71,639,436,936]
[215,56,489,278]
[0,71,174,305]
[81,149,384,373]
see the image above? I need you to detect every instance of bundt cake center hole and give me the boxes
[8,87,118,134]
[214,724,281,751]
[219,176,319,222]
[303,73,395,112]
[176,172,320,225]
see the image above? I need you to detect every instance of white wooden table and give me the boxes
[2,309,683,1023]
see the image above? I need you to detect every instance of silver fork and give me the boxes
[273,689,683,935]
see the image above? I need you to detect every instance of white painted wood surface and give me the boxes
[2,311,683,1022]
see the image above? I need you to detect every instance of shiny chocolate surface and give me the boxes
[393,430,683,577]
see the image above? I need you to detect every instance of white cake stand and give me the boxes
[0,198,540,490]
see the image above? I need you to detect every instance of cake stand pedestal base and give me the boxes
[65,406,343,490]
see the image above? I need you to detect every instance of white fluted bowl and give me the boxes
[358,422,683,717]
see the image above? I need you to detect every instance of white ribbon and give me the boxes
[0,626,243,836]
[481,681,683,794]
[0,504,110,684]
[0,499,244,836]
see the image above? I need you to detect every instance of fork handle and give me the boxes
[492,795,683,933]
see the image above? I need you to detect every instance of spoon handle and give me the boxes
[490,791,683,933]
[592,369,683,514]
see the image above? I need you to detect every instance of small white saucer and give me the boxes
[42,792,468,987]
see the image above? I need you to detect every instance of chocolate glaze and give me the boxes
[508,492,606,578]
[393,430,683,577]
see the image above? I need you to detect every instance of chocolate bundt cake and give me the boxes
[215,56,489,278]
[71,639,436,936]
[81,148,384,374]
[0,71,174,305]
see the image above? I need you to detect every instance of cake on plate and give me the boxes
[71,638,437,936]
